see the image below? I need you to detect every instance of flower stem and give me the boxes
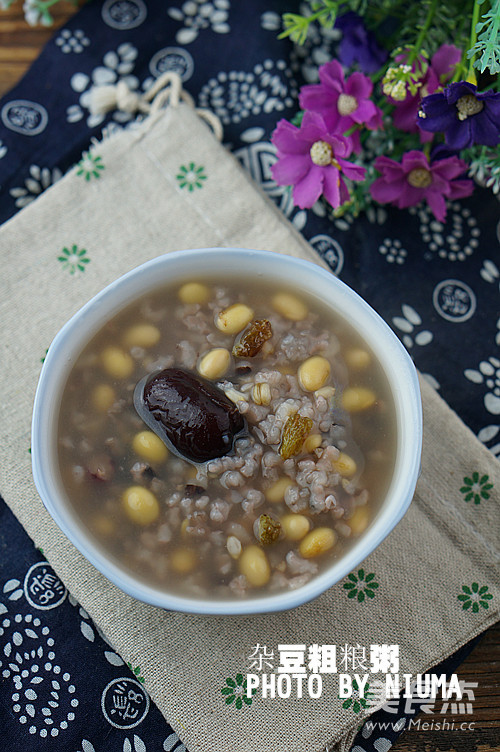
[35,0,63,9]
[407,0,439,65]
[466,0,482,83]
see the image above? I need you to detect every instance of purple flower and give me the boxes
[299,60,382,150]
[390,45,461,138]
[418,82,500,150]
[271,111,366,210]
[370,150,474,221]
[335,12,387,74]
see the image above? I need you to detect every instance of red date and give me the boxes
[135,368,246,463]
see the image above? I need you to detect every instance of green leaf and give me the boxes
[236,673,243,685]
[226,678,236,687]
[342,698,352,709]
[348,572,358,582]
[462,585,471,594]
[368,581,379,589]
[357,590,365,603]
[472,582,479,593]
[278,13,310,45]
[472,471,479,483]
[482,593,493,600]
[480,474,489,484]
[221,687,233,695]
[235,696,243,709]
[225,695,235,704]
[365,572,375,582]
[347,589,358,599]
[358,568,365,580]
[343,582,356,590]
[479,585,489,594]
[353,700,360,713]
[460,485,471,493]
[472,602,479,613]
[462,600,472,610]
[134,666,141,675]
[457,594,469,601]
[243,696,253,705]
[366,589,376,599]
[479,601,489,609]
[463,476,473,486]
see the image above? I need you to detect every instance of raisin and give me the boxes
[233,319,272,358]
[256,514,281,545]
[279,413,313,460]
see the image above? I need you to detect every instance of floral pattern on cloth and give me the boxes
[0,1,498,752]
[0,499,186,751]
[457,583,494,612]
[176,162,207,190]
[343,570,380,603]
[57,244,91,274]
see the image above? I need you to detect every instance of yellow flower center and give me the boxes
[407,168,433,188]
[310,140,333,166]
[337,93,358,116]
[456,94,484,121]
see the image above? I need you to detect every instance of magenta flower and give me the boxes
[390,45,461,138]
[370,151,474,221]
[271,111,366,209]
[299,60,382,145]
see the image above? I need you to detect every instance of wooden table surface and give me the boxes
[0,3,499,751]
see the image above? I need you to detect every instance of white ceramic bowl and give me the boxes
[32,247,422,615]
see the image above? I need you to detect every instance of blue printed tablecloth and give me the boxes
[0,1,498,750]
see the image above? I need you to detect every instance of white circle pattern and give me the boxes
[433,279,477,323]
[101,0,147,29]
[1,100,49,136]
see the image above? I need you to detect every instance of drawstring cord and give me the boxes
[88,70,223,141]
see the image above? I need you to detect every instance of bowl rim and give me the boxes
[32,247,422,615]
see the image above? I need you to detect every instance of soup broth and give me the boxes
[57,276,396,599]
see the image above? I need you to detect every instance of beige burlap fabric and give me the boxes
[0,96,498,752]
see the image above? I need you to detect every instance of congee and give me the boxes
[57,276,396,598]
